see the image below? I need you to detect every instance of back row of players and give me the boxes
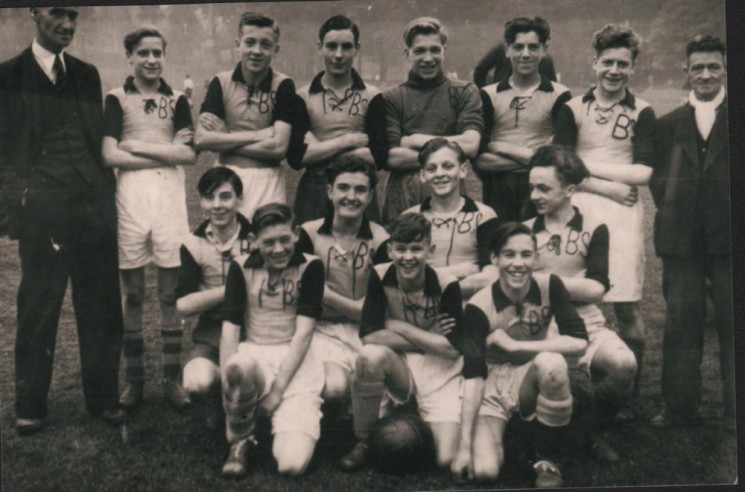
[102,12,730,488]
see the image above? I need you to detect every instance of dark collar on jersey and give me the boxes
[243,248,307,269]
[317,208,374,239]
[194,213,252,239]
[381,263,442,297]
[582,87,636,110]
[531,207,584,233]
[309,68,366,94]
[403,70,447,90]
[231,63,274,92]
[495,75,553,93]
[491,277,542,312]
[420,196,479,213]
[123,76,174,96]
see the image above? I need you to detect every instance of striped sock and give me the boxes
[161,323,183,380]
[122,328,145,382]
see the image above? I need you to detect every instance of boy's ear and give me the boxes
[386,241,393,257]
[490,251,499,266]
[248,232,257,244]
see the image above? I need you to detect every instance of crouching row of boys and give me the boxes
[177,142,636,487]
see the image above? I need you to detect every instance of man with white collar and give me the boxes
[650,35,733,427]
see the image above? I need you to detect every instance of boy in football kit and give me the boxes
[381,17,484,224]
[340,213,465,471]
[476,17,571,222]
[220,204,325,477]
[293,15,387,224]
[451,222,587,488]
[196,12,302,221]
[296,155,390,407]
[176,167,252,427]
[525,145,637,461]
[405,138,500,298]
[553,25,655,407]
[102,28,196,411]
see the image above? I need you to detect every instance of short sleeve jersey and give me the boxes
[223,250,325,344]
[553,88,656,166]
[524,208,610,324]
[200,65,296,168]
[404,197,499,269]
[296,213,390,321]
[461,274,587,377]
[481,77,571,151]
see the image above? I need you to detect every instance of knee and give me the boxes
[323,370,350,403]
[436,447,456,469]
[275,451,312,477]
[534,352,569,393]
[183,360,220,397]
[354,345,392,381]
[474,453,503,482]
[223,354,258,392]
[158,286,177,306]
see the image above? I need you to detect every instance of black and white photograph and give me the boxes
[0,0,738,489]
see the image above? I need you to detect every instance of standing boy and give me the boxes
[102,28,196,412]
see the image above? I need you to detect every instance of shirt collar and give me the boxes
[404,70,447,90]
[317,207,374,239]
[32,38,64,79]
[582,86,636,110]
[381,263,442,297]
[688,86,726,110]
[309,68,366,94]
[194,213,252,239]
[231,63,274,92]
[420,196,479,213]
[496,75,554,93]
[123,75,174,96]
[491,277,542,312]
[243,248,307,269]
[531,207,584,233]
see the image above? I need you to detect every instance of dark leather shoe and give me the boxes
[16,418,43,436]
[98,408,128,426]
[119,381,144,412]
[339,440,368,471]
[163,379,191,410]
[591,436,621,463]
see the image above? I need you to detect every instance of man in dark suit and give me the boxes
[0,7,126,435]
[650,35,733,426]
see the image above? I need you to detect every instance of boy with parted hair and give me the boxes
[381,17,484,224]
[293,14,387,224]
[102,27,196,412]
[340,212,466,471]
[196,12,304,221]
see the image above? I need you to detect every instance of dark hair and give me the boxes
[504,16,551,45]
[403,17,447,48]
[686,34,726,59]
[417,138,466,168]
[491,222,536,255]
[529,145,589,186]
[387,213,431,244]
[592,24,641,60]
[325,154,378,189]
[319,15,360,45]
[124,27,167,54]
[238,12,280,40]
[197,166,243,197]
[252,203,295,235]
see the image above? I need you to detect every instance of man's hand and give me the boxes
[486,330,517,352]
[431,314,456,337]
[199,112,227,133]
[606,181,639,207]
[343,132,369,148]
[451,448,475,483]
[118,140,141,155]
[173,128,194,146]
[259,385,282,416]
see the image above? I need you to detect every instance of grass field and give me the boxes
[0,88,737,490]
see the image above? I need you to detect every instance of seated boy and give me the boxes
[296,155,390,408]
[340,213,465,470]
[220,204,325,477]
[176,167,252,427]
[451,222,587,488]
[405,138,500,298]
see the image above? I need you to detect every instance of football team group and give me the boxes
[0,5,732,489]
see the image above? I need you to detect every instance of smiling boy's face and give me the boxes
[493,233,536,293]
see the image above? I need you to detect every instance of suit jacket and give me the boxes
[0,47,114,238]
[651,99,730,257]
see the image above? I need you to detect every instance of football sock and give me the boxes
[222,361,258,442]
[161,326,183,380]
[536,394,572,427]
[351,379,385,440]
[621,337,645,398]
[122,329,145,382]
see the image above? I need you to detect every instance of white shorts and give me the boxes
[116,167,188,269]
[235,341,323,440]
[310,320,362,374]
[479,361,535,422]
[386,352,463,423]
[226,165,286,222]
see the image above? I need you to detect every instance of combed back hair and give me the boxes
[319,15,360,45]
[124,27,167,54]
[417,138,466,168]
[197,166,243,197]
[403,17,447,48]
[252,203,295,235]
[387,213,432,244]
[592,24,641,60]
[491,222,536,255]
[529,145,589,186]
[238,12,280,40]
[325,154,378,189]
[686,34,726,59]
[504,16,551,45]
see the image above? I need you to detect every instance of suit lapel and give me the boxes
[19,48,45,140]
[674,104,700,168]
[703,103,728,172]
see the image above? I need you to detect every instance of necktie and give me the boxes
[53,54,66,88]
